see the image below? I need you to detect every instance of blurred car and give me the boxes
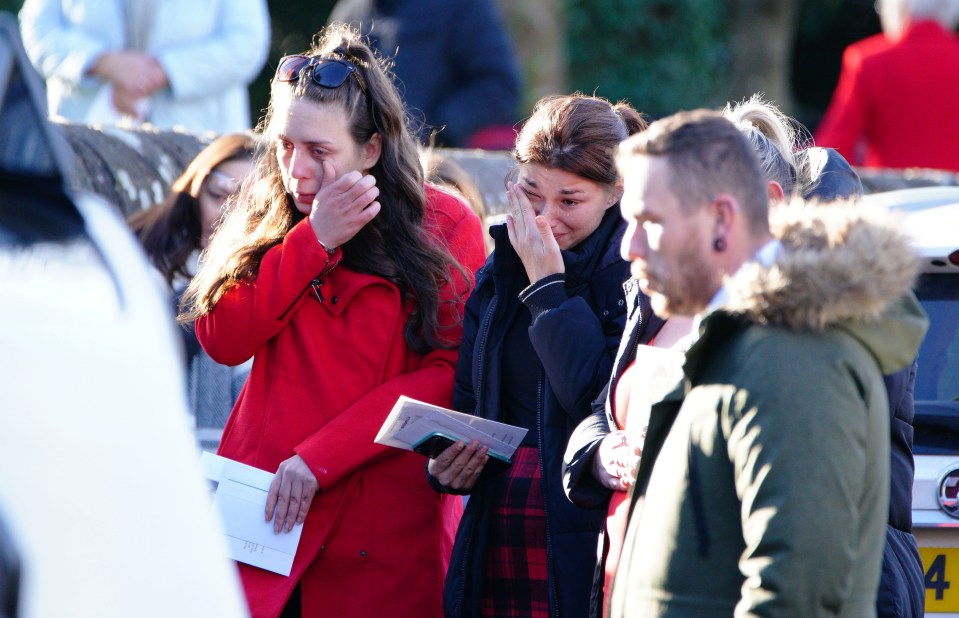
[865,186,959,617]
[0,13,247,618]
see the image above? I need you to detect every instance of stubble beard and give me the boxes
[644,245,716,318]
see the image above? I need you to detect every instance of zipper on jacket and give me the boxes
[277,284,313,321]
[472,295,498,412]
[536,372,561,618]
[309,276,325,303]
[276,256,342,320]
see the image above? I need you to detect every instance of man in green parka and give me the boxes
[609,110,929,617]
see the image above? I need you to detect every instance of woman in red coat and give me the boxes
[179,23,487,618]
[815,0,959,172]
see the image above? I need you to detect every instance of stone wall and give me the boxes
[57,121,959,220]
[59,122,215,217]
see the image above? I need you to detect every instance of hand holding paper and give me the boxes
[266,454,318,534]
[374,396,528,466]
[426,439,490,491]
[202,452,305,576]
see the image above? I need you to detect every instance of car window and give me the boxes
[913,272,959,455]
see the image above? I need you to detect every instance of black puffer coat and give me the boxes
[435,208,630,617]
[878,360,925,618]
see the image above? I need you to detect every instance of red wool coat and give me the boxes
[815,20,959,172]
[197,186,487,618]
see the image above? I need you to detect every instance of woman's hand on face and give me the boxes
[592,430,641,492]
[505,182,564,284]
[265,454,319,534]
[309,159,381,250]
[427,440,489,492]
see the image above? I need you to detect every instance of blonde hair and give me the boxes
[722,94,803,196]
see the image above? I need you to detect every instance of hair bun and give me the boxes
[613,103,649,136]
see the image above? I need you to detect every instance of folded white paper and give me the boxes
[201,452,304,576]
[374,396,527,462]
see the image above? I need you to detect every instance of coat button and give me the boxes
[359,550,367,557]
[320,545,326,551]
[331,295,339,304]
[602,310,609,317]
[617,299,625,306]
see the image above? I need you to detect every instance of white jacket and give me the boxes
[19,0,270,135]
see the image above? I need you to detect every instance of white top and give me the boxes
[19,0,271,135]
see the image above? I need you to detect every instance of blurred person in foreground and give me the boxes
[815,0,959,172]
[129,133,255,451]
[178,23,486,617]
[329,0,521,148]
[427,93,646,617]
[608,109,928,616]
[19,0,270,133]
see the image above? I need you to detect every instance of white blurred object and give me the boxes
[85,84,150,125]
[0,192,248,618]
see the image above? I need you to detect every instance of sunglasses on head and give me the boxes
[275,55,367,93]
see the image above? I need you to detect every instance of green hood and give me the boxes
[720,199,929,375]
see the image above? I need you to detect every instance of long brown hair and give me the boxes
[179,24,466,354]
[127,133,254,287]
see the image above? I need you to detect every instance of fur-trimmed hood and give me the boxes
[721,199,929,374]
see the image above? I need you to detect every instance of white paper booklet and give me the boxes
[201,452,304,576]
[374,396,528,464]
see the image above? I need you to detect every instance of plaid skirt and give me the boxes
[480,446,549,618]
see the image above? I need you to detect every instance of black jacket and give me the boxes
[328,0,520,146]
[878,360,925,618]
[435,208,630,617]
[561,280,662,617]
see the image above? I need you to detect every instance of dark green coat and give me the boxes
[610,203,929,617]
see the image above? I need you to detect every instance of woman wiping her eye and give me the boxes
[426,93,647,618]
[179,23,486,618]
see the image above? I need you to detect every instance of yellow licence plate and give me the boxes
[920,547,959,612]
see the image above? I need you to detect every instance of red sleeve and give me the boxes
[294,191,488,488]
[195,219,341,366]
[815,44,868,165]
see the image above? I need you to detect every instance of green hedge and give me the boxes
[564,0,728,119]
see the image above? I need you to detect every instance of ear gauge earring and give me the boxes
[713,237,727,252]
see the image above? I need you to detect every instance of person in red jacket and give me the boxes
[178,23,487,618]
[815,0,959,172]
